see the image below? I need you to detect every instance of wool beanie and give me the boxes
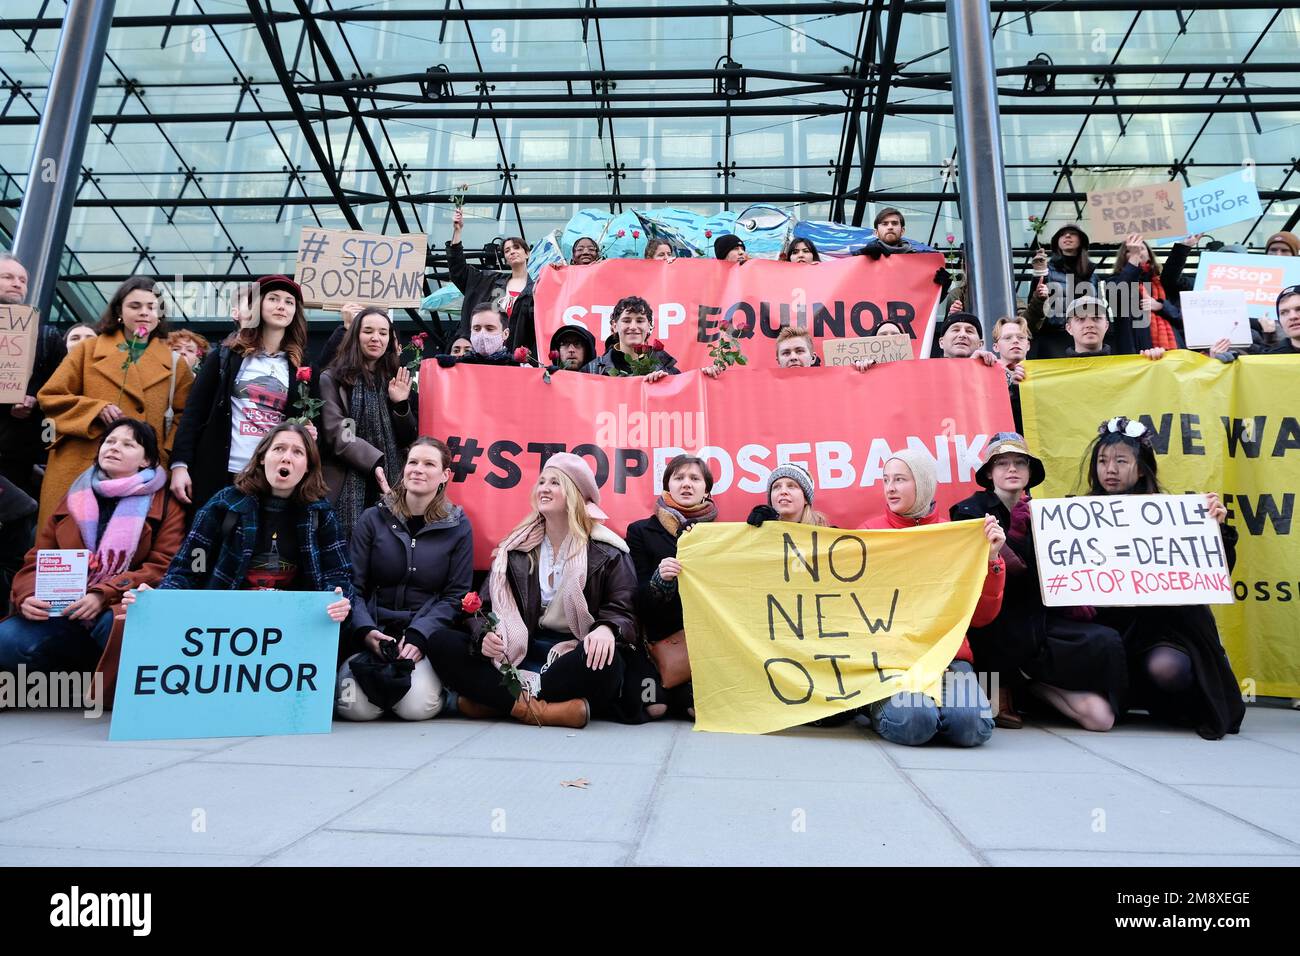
[713,233,745,260]
[767,462,814,505]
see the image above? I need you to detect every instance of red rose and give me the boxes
[632,230,640,239]
[548,350,560,364]
[296,367,313,382]
[461,593,482,614]
[631,343,649,355]
[705,229,713,238]
[649,337,664,351]
[513,347,531,363]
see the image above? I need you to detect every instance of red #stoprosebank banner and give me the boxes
[419,360,1013,569]
[531,255,945,369]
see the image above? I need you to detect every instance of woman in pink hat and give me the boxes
[426,453,650,728]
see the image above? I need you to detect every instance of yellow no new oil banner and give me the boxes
[1020,351,1300,698]
[677,520,991,734]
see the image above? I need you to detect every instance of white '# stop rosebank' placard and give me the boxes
[1030,494,1234,607]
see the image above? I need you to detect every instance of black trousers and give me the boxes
[426,626,627,716]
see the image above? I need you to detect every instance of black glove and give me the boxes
[435,354,457,368]
[746,504,779,527]
[861,244,884,260]
[934,267,950,285]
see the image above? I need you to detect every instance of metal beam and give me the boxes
[850,0,904,226]
[829,0,878,224]
[12,0,115,321]
[1,3,864,30]
[245,0,363,231]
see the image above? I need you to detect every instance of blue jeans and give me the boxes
[869,660,994,747]
[0,610,115,673]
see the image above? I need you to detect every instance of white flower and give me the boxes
[1124,420,1146,438]
[1108,416,1123,433]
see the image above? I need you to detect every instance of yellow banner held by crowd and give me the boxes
[1020,350,1300,698]
[677,520,991,735]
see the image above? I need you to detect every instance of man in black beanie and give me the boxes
[937,311,984,359]
[714,234,747,263]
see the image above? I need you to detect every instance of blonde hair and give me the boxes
[506,467,595,568]
[796,504,830,526]
[993,316,1031,341]
[776,324,812,347]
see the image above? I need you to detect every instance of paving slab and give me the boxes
[634,775,980,866]
[1063,734,1300,787]
[330,757,658,844]
[0,761,403,857]
[882,725,1121,774]
[1174,784,1300,846]
[905,769,1295,855]
[0,742,196,821]
[668,723,897,781]
[199,718,489,770]
[263,829,628,867]
[450,717,680,766]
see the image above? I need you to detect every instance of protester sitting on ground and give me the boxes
[950,433,1125,733]
[644,238,674,261]
[570,236,602,266]
[627,454,719,721]
[132,423,352,623]
[426,453,653,728]
[713,234,748,263]
[335,438,473,723]
[168,275,309,515]
[547,324,597,372]
[1266,285,1300,354]
[436,303,520,367]
[0,252,68,500]
[1058,296,1166,361]
[167,329,209,370]
[0,420,184,704]
[0,475,38,616]
[782,238,821,263]
[862,449,1005,747]
[38,277,193,525]
[855,208,936,256]
[581,295,679,380]
[1108,234,1185,352]
[1264,231,1299,256]
[320,307,417,538]
[1025,223,1100,359]
[1079,417,1245,739]
[745,462,829,527]
[64,323,97,351]
[449,209,536,352]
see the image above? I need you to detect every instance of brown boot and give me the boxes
[456,696,506,719]
[994,686,1023,729]
[510,693,590,729]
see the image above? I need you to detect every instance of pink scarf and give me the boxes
[489,515,594,667]
[65,465,167,587]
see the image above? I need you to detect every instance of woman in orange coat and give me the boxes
[36,277,193,524]
[1,419,185,704]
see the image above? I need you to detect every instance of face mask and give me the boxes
[471,330,505,355]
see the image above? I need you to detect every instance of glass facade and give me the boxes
[1,1,1297,324]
